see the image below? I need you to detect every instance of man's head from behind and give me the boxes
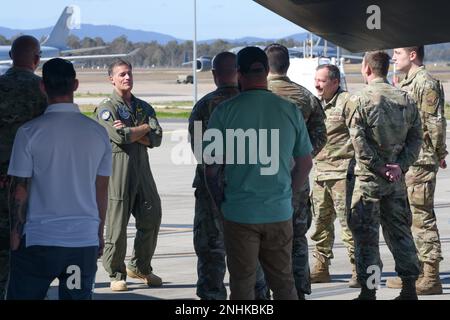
[361,51,390,84]
[42,58,78,101]
[237,46,269,90]
[212,52,237,87]
[108,58,133,93]
[315,64,340,102]
[393,46,424,73]
[264,43,290,75]
[9,35,41,71]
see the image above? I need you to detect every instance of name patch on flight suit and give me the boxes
[118,105,131,120]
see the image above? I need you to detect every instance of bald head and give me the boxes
[212,52,237,87]
[10,35,41,70]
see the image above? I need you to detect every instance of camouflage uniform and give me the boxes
[347,78,423,287]
[95,91,162,282]
[311,88,355,264]
[0,67,47,298]
[268,75,327,296]
[188,85,269,300]
[400,66,447,264]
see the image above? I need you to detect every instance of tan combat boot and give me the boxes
[416,262,443,295]
[394,278,418,300]
[386,276,403,289]
[127,268,163,287]
[386,262,424,289]
[310,254,331,283]
[348,264,361,288]
[110,280,128,291]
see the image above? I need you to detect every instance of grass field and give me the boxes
[75,92,108,98]
[80,102,191,119]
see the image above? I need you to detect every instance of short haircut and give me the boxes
[212,51,236,74]
[42,58,76,98]
[265,43,290,74]
[10,35,40,63]
[364,51,390,77]
[237,46,268,75]
[316,64,341,82]
[404,46,425,62]
[108,58,132,77]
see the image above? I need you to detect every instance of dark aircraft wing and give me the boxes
[253,0,450,52]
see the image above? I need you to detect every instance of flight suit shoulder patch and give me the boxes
[100,109,111,121]
[149,117,158,130]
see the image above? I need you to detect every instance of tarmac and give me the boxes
[46,120,450,301]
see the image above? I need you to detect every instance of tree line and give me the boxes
[1,34,449,67]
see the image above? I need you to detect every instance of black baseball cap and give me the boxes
[237,46,269,74]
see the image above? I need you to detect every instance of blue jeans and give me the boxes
[7,238,98,300]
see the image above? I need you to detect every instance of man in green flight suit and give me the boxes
[96,58,163,292]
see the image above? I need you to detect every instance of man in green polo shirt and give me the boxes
[204,46,313,300]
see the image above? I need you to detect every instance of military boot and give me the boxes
[310,254,331,283]
[415,261,425,285]
[387,262,424,289]
[354,284,376,300]
[348,264,361,288]
[416,262,443,295]
[394,278,418,300]
[386,276,402,289]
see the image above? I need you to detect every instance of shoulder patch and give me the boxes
[149,117,158,130]
[425,89,439,107]
[100,109,111,121]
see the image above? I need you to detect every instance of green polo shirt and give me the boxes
[206,89,312,224]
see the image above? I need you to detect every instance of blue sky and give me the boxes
[0,0,305,40]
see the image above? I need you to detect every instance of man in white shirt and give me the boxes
[7,58,112,300]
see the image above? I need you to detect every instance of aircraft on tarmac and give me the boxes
[0,5,138,75]
[180,37,362,95]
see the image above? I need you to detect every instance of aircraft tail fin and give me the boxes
[41,5,80,49]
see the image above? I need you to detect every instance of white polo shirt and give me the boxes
[8,103,112,248]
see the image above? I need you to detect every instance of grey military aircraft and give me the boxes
[253,0,450,52]
[0,5,138,75]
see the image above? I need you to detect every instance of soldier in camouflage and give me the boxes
[347,51,423,300]
[188,52,269,300]
[0,35,47,299]
[310,64,357,287]
[95,59,163,292]
[385,46,448,295]
[265,44,327,299]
